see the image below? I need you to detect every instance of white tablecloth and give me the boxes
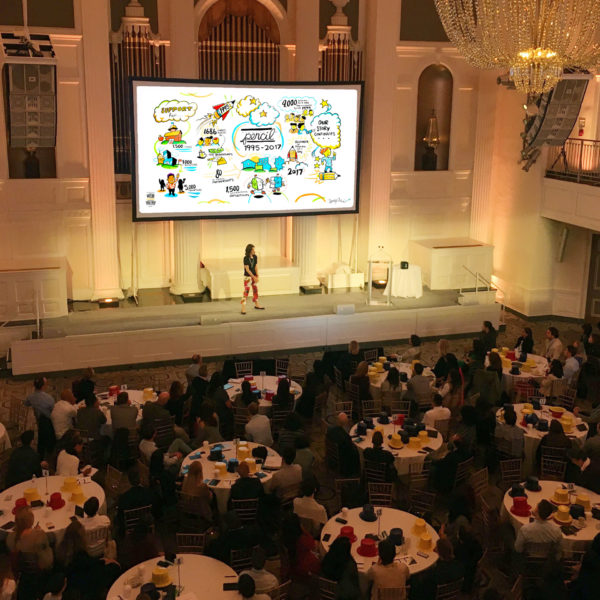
[497,353,547,394]
[496,404,588,476]
[320,507,439,578]
[369,362,434,400]
[0,423,11,450]
[349,423,443,476]
[94,389,145,436]
[107,554,239,599]
[0,475,106,543]
[501,480,600,550]
[227,376,302,415]
[385,265,423,299]
[180,441,281,513]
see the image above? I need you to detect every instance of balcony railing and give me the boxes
[546,138,600,186]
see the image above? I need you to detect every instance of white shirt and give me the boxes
[51,400,77,439]
[563,356,580,383]
[245,414,273,447]
[293,495,328,525]
[80,514,110,556]
[545,338,563,362]
[423,405,451,429]
[139,438,178,467]
[56,449,79,476]
[239,568,279,594]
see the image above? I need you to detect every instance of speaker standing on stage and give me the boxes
[242,243,264,314]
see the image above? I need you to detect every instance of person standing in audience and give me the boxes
[245,401,273,446]
[277,412,304,453]
[24,376,56,459]
[294,372,319,419]
[367,539,409,600]
[545,327,563,362]
[188,363,209,431]
[76,394,107,440]
[207,372,234,439]
[514,499,562,560]
[185,353,202,388]
[6,430,45,487]
[72,367,96,403]
[321,537,360,600]
[337,340,361,381]
[363,430,396,482]
[240,547,279,595]
[293,435,315,479]
[149,449,178,511]
[431,435,471,493]
[440,368,463,421]
[192,402,223,445]
[563,345,580,384]
[423,394,451,429]
[515,327,535,355]
[166,380,186,426]
[487,351,503,383]
[326,412,360,476]
[271,447,302,499]
[479,321,497,353]
[51,389,78,440]
[433,339,452,380]
[539,360,564,397]
[110,391,138,432]
[273,378,294,410]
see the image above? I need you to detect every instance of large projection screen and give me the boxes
[131,79,363,221]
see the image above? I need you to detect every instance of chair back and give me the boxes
[231,546,256,572]
[333,367,345,392]
[105,465,123,499]
[433,419,450,442]
[123,504,153,534]
[554,393,575,412]
[540,445,569,461]
[434,578,463,600]
[367,482,393,507]
[268,580,291,600]
[346,382,360,405]
[176,532,206,554]
[333,400,353,416]
[408,488,436,516]
[378,589,410,600]
[318,576,339,600]
[0,448,13,490]
[416,391,433,412]
[85,525,109,549]
[408,459,431,490]
[524,540,556,558]
[361,399,382,419]
[234,404,249,437]
[271,406,291,435]
[363,348,379,363]
[385,394,409,415]
[334,477,361,511]
[153,416,175,451]
[495,436,517,460]
[235,361,253,378]
[275,358,290,377]
[364,460,388,484]
[325,438,340,472]
[540,456,567,481]
[499,458,522,491]
[469,467,488,503]
[453,456,474,489]
[510,575,523,600]
[177,491,208,516]
[231,498,259,525]
[513,379,537,402]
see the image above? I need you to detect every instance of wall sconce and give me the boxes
[422,109,439,171]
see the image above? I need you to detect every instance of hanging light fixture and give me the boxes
[433,0,600,96]
[423,109,440,149]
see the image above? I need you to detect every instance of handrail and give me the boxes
[546,138,600,186]
[460,265,506,324]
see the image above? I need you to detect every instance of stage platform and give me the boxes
[10,288,501,375]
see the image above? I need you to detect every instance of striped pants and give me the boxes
[242,277,258,304]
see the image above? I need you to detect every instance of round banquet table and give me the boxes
[227,376,302,415]
[107,554,239,599]
[0,475,106,543]
[0,423,11,451]
[180,441,281,513]
[369,362,435,400]
[94,389,146,436]
[349,423,442,476]
[496,353,548,394]
[320,507,439,595]
[501,480,600,550]
[496,404,588,476]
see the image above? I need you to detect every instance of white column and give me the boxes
[80,0,123,300]
[168,0,203,295]
[292,0,320,286]
[470,71,499,244]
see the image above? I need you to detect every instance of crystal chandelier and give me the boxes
[434,0,600,96]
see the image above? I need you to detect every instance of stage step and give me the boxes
[458,289,498,306]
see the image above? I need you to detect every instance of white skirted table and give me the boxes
[180,441,281,513]
[496,404,588,476]
[349,423,443,476]
[501,480,600,550]
[497,353,547,394]
[107,554,239,599]
[385,264,423,299]
[0,475,106,543]
[369,362,435,400]
[227,376,302,415]
[94,389,146,436]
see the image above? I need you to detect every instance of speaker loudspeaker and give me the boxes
[335,304,355,315]
[556,226,569,262]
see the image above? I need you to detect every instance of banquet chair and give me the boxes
[85,525,110,557]
[231,498,259,525]
[378,588,410,600]
[434,578,463,600]
[388,397,410,416]
[479,498,504,563]
[346,382,361,408]
[271,406,292,437]
[540,457,567,481]
[363,348,379,363]
[105,465,124,504]
[231,546,257,572]
[561,543,587,580]
[334,477,361,511]
[469,467,489,505]
[317,576,339,600]
[540,445,570,461]
[365,460,388,484]
[550,378,573,401]
[153,416,175,451]
[234,404,249,438]
[333,367,346,394]
[453,456,474,490]
[510,575,523,600]
[416,391,434,413]
[499,458,522,492]
[408,489,436,518]
[123,504,153,534]
[137,459,150,486]
[368,482,393,507]
[0,448,12,490]
[177,492,212,531]
[513,379,538,402]
[495,436,518,460]
[434,419,450,442]
[325,438,341,473]
[361,400,382,420]
[176,532,206,555]
[235,361,253,378]
[275,358,290,377]
[268,580,291,600]
[408,460,431,490]
[554,392,576,412]
[333,400,353,416]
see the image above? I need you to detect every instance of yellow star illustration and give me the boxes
[321,99,329,108]
[250,98,257,105]
[260,110,267,117]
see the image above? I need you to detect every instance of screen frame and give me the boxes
[130,77,364,222]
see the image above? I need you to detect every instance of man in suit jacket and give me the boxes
[229,461,265,505]
[110,391,139,432]
[326,412,359,476]
[6,430,45,487]
[406,363,432,404]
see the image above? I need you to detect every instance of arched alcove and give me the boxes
[414,64,453,171]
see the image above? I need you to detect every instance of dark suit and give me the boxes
[76,406,107,440]
[6,445,42,487]
[579,460,600,494]
[142,401,171,427]
[363,446,397,482]
[326,426,359,476]
[110,404,138,432]
[229,476,265,504]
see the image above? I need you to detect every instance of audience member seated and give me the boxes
[185,353,202,387]
[6,430,44,487]
[326,412,360,476]
[515,327,535,355]
[367,539,409,600]
[583,423,600,461]
[431,435,472,493]
[487,351,503,383]
[181,461,214,530]
[423,394,451,429]
[117,516,159,571]
[293,435,314,479]
[479,321,497,353]
[51,389,78,441]
[403,334,422,362]
[350,361,372,402]
[192,402,223,445]
[188,363,209,429]
[149,449,178,509]
[536,419,572,465]
[245,402,273,446]
[165,380,186,426]
[56,431,91,477]
[440,368,463,421]
[76,394,107,440]
[468,367,501,407]
[565,447,589,484]
[545,327,563,362]
[405,362,431,408]
[142,391,189,442]
[495,408,524,457]
[465,339,486,389]
[116,467,160,536]
[563,345,580,384]
[440,491,474,544]
[455,406,477,454]
[363,430,396,482]
[380,366,401,395]
[293,479,328,535]
[24,376,56,459]
[72,367,96,403]
[277,412,304,453]
[570,532,600,600]
[110,392,138,432]
[514,499,562,560]
[207,511,260,566]
[80,496,111,558]
[453,525,483,593]
[281,513,321,581]
[138,424,191,472]
[539,360,564,397]
[337,340,361,382]
[294,372,319,420]
[238,380,256,406]
[207,372,234,439]
[240,547,279,595]
[321,537,360,600]
[273,378,294,410]
[271,447,302,500]
[237,573,270,600]
[7,506,53,572]
[229,461,265,503]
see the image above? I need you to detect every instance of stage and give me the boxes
[10,287,501,375]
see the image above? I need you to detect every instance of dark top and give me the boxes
[142,401,171,426]
[72,378,95,403]
[515,335,534,355]
[229,476,265,503]
[243,254,257,277]
[151,469,178,507]
[207,524,261,566]
[433,356,451,380]
[6,445,42,487]
[326,426,360,476]
[572,543,600,599]
[412,559,465,600]
[76,406,107,440]
[166,394,185,426]
[189,376,209,421]
[65,550,121,599]
[363,446,397,482]
[321,558,360,599]
[349,374,371,402]
[116,485,160,535]
[579,460,600,494]
[479,330,497,353]
[432,446,472,493]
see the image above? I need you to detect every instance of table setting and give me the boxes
[226,374,302,414]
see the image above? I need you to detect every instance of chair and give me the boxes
[231,498,259,525]
[318,576,338,600]
[334,477,361,510]
[384,392,408,414]
[271,406,292,436]
[85,525,109,555]
[541,445,569,461]
[416,391,434,413]
[499,458,522,491]
[325,438,340,473]
[495,436,518,460]
[550,378,571,400]
[378,589,410,600]
[554,393,575,412]
[408,489,436,517]
[177,491,211,531]
[268,580,292,600]
[453,456,474,489]
[235,361,253,378]
[364,460,388,484]
[408,460,431,490]
[361,399,382,419]
[137,459,150,487]
[562,549,586,581]
[0,448,13,490]
[434,578,463,600]
[275,358,290,377]
[333,400,353,416]
[479,497,504,558]
[510,575,523,600]
[123,504,153,534]
[363,348,379,363]
[153,416,175,451]
[469,467,489,504]
[231,547,255,572]
[278,482,302,507]
[234,404,249,437]
[346,382,360,407]
[368,482,393,507]
[176,532,206,554]
[105,465,123,502]
[333,367,345,393]
[433,419,450,442]
[513,379,538,402]
[540,456,567,481]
